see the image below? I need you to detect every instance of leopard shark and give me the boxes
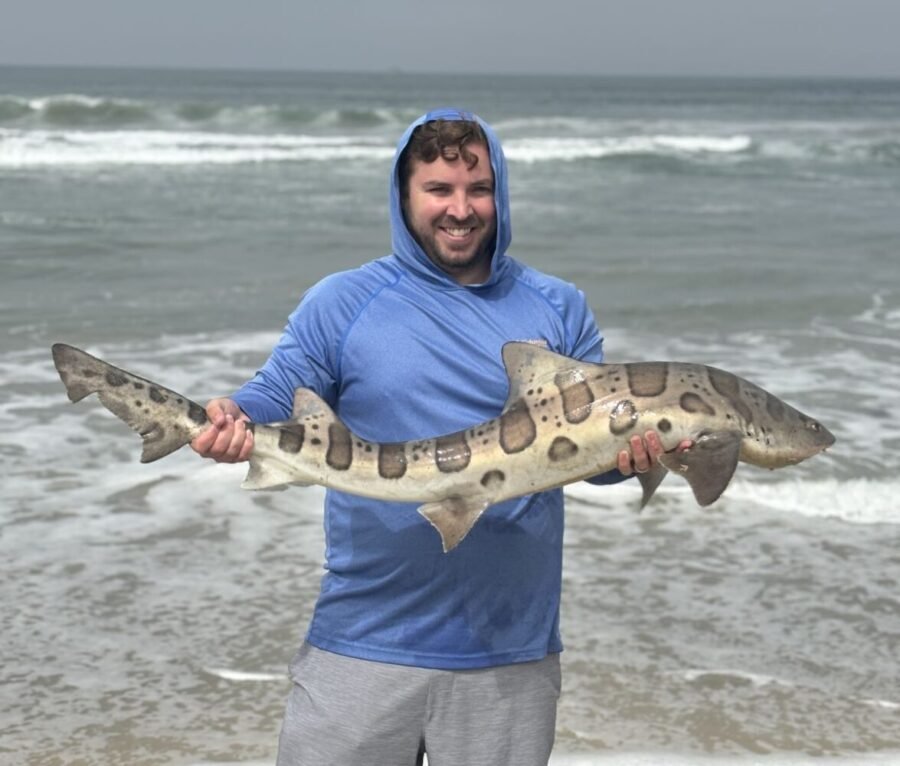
[51,342,835,552]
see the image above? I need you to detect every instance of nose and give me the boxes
[446,190,473,221]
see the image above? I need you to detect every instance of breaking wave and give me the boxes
[1,93,898,169]
[3,125,898,169]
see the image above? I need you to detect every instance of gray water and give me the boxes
[1,66,899,765]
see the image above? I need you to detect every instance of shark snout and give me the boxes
[804,418,836,454]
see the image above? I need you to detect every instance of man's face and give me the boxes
[402,142,497,285]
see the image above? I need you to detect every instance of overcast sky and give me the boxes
[2,0,899,78]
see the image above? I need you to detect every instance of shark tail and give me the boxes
[51,343,209,463]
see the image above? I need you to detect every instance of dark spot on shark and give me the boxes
[278,424,305,454]
[326,423,353,470]
[435,433,471,473]
[548,436,579,462]
[680,392,716,416]
[311,438,322,446]
[105,370,127,387]
[555,372,593,424]
[149,386,167,404]
[379,443,407,479]
[481,470,505,489]
[133,382,144,390]
[766,393,785,421]
[658,418,672,433]
[188,402,207,425]
[709,368,753,423]
[628,362,668,397]
[610,399,639,435]
[81,368,100,378]
[500,399,537,454]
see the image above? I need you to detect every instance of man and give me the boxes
[192,108,677,765]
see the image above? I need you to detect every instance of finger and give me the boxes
[191,422,222,455]
[630,435,650,473]
[644,430,664,461]
[236,427,254,462]
[617,448,633,475]
[208,417,237,457]
[205,400,228,428]
[677,439,693,453]
[223,418,249,462]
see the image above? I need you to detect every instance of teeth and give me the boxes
[444,227,473,237]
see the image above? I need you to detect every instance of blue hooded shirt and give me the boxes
[232,109,613,669]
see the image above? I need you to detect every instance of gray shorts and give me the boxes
[276,642,561,766]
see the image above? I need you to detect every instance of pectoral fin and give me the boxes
[657,431,742,506]
[418,496,491,553]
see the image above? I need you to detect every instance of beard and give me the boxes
[409,213,497,282]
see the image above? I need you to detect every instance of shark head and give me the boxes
[737,391,835,467]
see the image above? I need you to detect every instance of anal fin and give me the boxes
[242,455,312,491]
[658,431,742,506]
[418,496,490,553]
[637,462,669,508]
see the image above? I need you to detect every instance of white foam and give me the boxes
[860,698,900,711]
[203,668,286,682]
[676,668,795,688]
[504,134,752,163]
[563,474,900,526]
[0,127,395,167]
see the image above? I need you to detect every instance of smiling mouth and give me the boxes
[441,226,476,238]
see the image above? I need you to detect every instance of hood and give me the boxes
[389,108,512,288]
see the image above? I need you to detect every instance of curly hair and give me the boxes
[397,119,490,199]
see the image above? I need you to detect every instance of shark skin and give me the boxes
[51,342,835,552]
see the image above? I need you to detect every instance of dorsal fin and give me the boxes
[500,342,602,413]
[291,387,338,422]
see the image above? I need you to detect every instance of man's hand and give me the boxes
[190,398,254,463]
[617,430,692,476]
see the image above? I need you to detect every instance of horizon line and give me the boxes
[2,61,900,83]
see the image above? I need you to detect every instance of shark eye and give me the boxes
[808,421,821,432]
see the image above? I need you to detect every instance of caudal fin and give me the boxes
[51,343,209,463]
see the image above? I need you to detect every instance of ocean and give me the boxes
[1,66,898,765]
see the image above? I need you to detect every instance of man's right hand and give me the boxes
[190,398,254,463]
